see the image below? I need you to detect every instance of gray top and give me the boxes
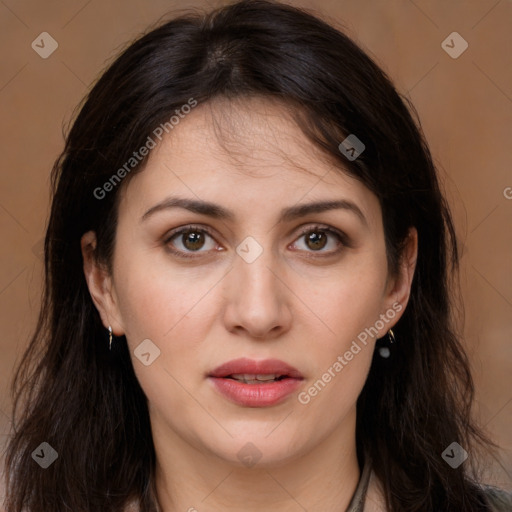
[482,484,512,512]
[347,460,512,512]
[346,455,372,511]
[346,454,512,512]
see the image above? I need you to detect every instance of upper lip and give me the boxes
[208,358,303,379]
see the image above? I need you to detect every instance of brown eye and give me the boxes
[181,230,207,251]
[164,226,217,258]
[304,231,328,251]
[291,225,348,256]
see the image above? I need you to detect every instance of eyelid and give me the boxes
[163,223,350,259]
[163,224,219,259]
[293,223,352,248]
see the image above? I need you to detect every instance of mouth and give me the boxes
[224,373,290,384]
[207,358,304,407]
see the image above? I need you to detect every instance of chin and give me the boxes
[204,429,311,469]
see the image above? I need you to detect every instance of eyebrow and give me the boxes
[141,195,368,227]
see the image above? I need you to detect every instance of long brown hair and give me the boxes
[4,1,497,510]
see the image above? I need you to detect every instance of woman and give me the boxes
[3,1,511,511]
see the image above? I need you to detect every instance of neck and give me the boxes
[152,408,362,512]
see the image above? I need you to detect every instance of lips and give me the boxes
[208,358,303,407]
[208,358,303,379]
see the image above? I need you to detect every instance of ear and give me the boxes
[81,231,124,336]
[380,227,418,330]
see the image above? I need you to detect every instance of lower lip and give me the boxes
[208,377,302,407]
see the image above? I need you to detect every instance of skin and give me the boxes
[82,97,417,512]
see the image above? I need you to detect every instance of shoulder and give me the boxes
[480,484,512,512]
[364,472,512,512]
[363,470,386,511]
[123,499,140,512]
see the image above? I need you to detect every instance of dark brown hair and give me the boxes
[4,1,497,510]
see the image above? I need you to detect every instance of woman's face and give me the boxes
[83,97,416,468]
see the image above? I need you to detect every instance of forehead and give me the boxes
[152,97,337,178]
[119,96,380,228]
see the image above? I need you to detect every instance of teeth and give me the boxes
[255,373,279,381]
[229,373,283,383]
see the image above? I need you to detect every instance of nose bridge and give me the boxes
[234,234,280,302]
[223,234,289,337]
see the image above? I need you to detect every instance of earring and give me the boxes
[378,328,395,358]
[108,326,113,351]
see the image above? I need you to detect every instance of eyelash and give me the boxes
[163,223,350,260]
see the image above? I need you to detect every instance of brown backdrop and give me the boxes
[1,0,511,502]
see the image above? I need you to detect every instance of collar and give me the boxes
[346,454,372,512]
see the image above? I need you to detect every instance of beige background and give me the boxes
[0,0,511,501]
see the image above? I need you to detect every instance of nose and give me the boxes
[222,244,292,340]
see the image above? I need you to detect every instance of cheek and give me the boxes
[300,258,388,345]
[112,248,216,342]
[112,258,214,409]
[297,348,373,438]
[295,270,383,421]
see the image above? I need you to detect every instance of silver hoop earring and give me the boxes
[108,326,113,351]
